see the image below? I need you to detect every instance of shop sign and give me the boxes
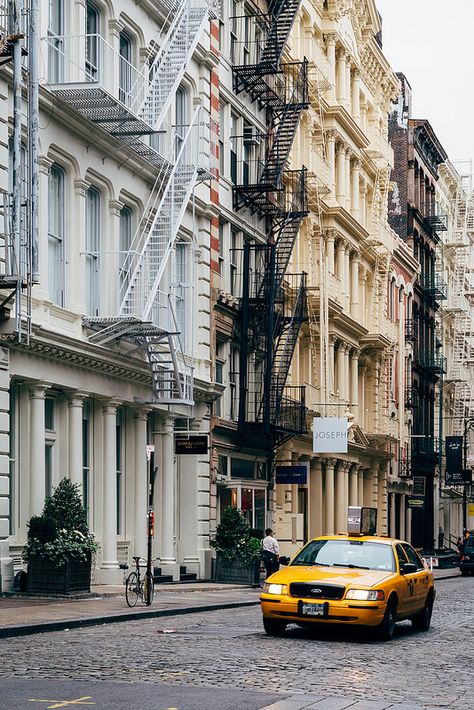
[468,504,474,517]
[313,417,348,453]
[275,464,308,485]
[445,436,464,485]
[412,476,426,497]
[174,435,208,455]
[407,496,425,509]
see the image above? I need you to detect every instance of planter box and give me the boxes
[214,554,260,585]
[27,557,91,595]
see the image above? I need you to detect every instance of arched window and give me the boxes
[85,185,101,315]
[86,1,100,80]
[175,86,187,157]
[48,164,65,306]
[119,205,132,301]
[119,31,133,106]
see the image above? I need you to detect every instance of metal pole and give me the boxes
[11,0,23,281]
[146,452,156,606]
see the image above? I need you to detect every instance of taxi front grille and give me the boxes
[289,582,345,600]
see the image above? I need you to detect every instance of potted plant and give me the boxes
[23,478,99,595]
[211,507,262,584]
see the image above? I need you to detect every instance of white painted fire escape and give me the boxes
[45,0,216,404]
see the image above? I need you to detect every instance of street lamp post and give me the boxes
[462,418,474,532]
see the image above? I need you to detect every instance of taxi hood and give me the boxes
[269,564,394,588]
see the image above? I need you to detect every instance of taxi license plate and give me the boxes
[301,602,326,617]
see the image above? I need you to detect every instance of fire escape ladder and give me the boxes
[139,0,210,133]
[259,0,301,71]
[270,275,307,420]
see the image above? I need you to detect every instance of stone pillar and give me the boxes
[324,459,336,535]
[309,459,323,537]
[369,463,379,511]
[29,384,48,516]
[360,182,367,229]
[349,464,359,506]
[360,99,367,134]
[350,253,360,320]
[360,269,367,327]
[400,493,406,540]
[343,345,350,403]
[73,179,89,313]
[326,229,335,274]
[358,468,365,506]
[327,131,336,199]
[336,143,346,205]
[335,460,347,533]
[159,416,179,579]
[345,55,352,112]
[351,69,361,122]
[133,408,149,558]
[389,492,396,538]
[351,159,360,220]
[350,349,359,415]
[329,335,336,394]
[0,347,12,592]
[67,393,87,489]
[336,48,346,105]
[336,341,345,400]
[377,464,388,535]
[326,34,337,102]
[100,401,121,582]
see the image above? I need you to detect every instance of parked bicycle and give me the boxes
[123,556,155,607]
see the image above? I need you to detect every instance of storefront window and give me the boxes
[255,489,265,532]
[241,488,253,525]
[230,458,254,479]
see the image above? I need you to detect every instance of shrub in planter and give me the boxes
[211,507,261,584]
[23,478,99,594]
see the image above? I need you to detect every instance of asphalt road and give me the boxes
[0,576,472,710]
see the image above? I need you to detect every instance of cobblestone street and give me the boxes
[0,577,472,709]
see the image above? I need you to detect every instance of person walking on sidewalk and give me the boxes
[262,528,280,578]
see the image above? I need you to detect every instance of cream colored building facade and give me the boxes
[273,0,418,555]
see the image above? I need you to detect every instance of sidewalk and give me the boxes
[0,568,460,640]
[0,582,261,639]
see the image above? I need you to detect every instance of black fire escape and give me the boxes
[232,0,308,445]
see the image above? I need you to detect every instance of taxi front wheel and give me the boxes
[263,617,287,636]
[411,594,433,632]
[376,599,397,641]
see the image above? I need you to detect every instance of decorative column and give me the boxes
[29,384,48,516]
[406,506,412,544]
[101,401,121,582]
[360,98,367,134]
[336,341,345,400]
[345,148,351,210]
[377,464,388,535]
[336,239,345,293]
[133,408,149,558]
[336,48,346,105]
[349,464,359,506]
[389,492,396,538]
[329,335,336,394]
[360,269,367,327]
[350,253,360,320]
[324,459,336,535]
[336,143,346,205]
[360,182,367,229]
[358,468,365,506]
[369,463,379,510]
[343,344,350,403]
[309,459,323,537]
[351,69,361,122]
[325,33,337,102]
[67,392,87,489]
[326,229,335,274]
[344,245,351,312]
[400,492,406,540]
[351,158,360,220]
[73,179,89,313]
[159,416,179,579]
[108,199,123,315]
[335,460,347,533]
[345,54,352,111]
[350,348,359,415]
[327,130,337,199]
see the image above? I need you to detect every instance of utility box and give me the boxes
[347,506,377,535]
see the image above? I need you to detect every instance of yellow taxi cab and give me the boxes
[260,509,435,641]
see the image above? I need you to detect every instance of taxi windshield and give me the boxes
[291,539,396,572]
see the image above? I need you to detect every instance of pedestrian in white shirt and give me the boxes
[262,528,280,578]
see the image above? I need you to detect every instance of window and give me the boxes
[230,346,239,420]
[219,104,225,176]
[116,408,124,535]
[82,401,90,517]
[175,86,187,158]
[119,206,132,301]
[175,241,190,349]
[218,220,225,275]
[86,1,100,80]
[45,445,54,499]
[48,164,65,306]
[119,32,133,106]
[45,399,55,431]
[402,544,424,571]
[231,458,255,479]
[230,229,238,295]
[48,0,64,82]
[85,186,100,316]
[8,382,17,534]
[230,0,238,63]
[230,115,237,184]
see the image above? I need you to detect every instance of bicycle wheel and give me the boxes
[125,571,140,607]
[142,571,155,605]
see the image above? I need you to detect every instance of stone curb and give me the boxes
[0,599,260,640]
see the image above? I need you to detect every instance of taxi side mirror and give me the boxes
[279,556,289,566]
[400,562,417,575]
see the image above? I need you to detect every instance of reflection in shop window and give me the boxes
[231,458,254,479]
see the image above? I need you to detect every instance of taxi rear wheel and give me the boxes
[411,594,433,632]
[262,617,287,636]
[376,599,397,641]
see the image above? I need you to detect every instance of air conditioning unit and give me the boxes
[243,126,261,146]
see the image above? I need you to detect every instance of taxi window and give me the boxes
[401,544,424,570]
[395,544,407,570]
[291,539,395,571]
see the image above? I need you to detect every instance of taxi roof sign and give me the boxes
[347,506,377,535]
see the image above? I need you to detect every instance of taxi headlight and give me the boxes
[463,555,470,561]
[345,589,385,601]
[262,583,288,595]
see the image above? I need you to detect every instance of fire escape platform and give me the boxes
[52,84,154,136]
[83,316,174,346]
